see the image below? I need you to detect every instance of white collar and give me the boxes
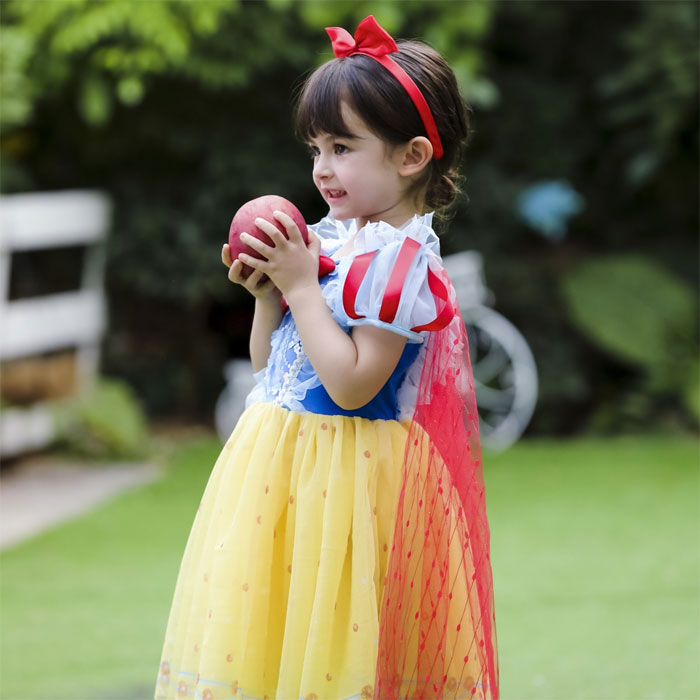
[312,212,440,257]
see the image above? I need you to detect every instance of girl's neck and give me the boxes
[356,199,428,230]
[355,212,423,231]
[355,191,427,231]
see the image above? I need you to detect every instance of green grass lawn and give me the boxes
[1,434,698,700]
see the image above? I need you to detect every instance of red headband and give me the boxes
[325,15,444,160]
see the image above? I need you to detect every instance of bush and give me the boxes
[52,378,149,459]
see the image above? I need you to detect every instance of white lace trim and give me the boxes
[350,211,440,256]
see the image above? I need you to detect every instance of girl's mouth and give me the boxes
[326,189,347,200]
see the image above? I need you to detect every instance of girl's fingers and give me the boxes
[252,219,286,248]
[246,267,265,289]
[228,258,271,295]
[308,229,321,253]
[222,243,233,267]
[228,259,242,282]
[242,229,276,255]
[273,210,303,243]
[238,252,270,274]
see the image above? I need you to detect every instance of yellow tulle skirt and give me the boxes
[154,401,410,700]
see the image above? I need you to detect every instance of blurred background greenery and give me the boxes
[1,3,698,700]
[2,0,697,437]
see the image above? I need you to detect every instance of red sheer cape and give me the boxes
[374,269,499,699]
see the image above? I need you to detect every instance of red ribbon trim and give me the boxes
[410,267,455,332]
[342,250,376,320]
[379,237,421,323]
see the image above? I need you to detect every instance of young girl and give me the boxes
[155,15,498,700]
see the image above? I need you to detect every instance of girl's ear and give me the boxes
[398,136,433,177]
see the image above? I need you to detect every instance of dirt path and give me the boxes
[0,455,163,551]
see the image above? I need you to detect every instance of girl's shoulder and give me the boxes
[317,212,454,343]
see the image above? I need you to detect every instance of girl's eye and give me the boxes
[306,143,348,158]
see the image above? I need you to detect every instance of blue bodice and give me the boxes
[300,344,420,419]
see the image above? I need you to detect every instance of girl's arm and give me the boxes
[285,284,407,409]
[249,298,283,372]
[236,214,408,410]
[222,244,282,372]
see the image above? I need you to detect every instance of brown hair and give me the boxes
[294,40,471,219]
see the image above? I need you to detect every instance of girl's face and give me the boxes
[308,102,423,230]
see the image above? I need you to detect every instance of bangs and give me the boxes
[294,60,356,142]
[294,53,424,151]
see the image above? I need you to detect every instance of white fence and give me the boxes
[0,190,111,458]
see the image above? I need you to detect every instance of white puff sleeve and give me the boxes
[327,214,453,344]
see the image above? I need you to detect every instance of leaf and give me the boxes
[77,73,113,125]
[0,26,36,128]
[116,75,144,106]
[560,254,697,372]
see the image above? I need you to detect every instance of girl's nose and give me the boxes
[313,152,332,179]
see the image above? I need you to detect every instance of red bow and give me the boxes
[326,15,397,59]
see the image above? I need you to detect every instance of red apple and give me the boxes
[228,195,308,280]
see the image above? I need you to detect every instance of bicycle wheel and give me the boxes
[461,306,538,451]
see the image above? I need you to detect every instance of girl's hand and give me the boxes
[236,211,321,296]
[222,242,281,305]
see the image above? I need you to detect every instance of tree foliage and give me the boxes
[596,0,699,186]
[2,0,301,128]
[1,0,496,129]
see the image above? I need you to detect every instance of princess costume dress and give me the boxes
[154,213,499,700]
